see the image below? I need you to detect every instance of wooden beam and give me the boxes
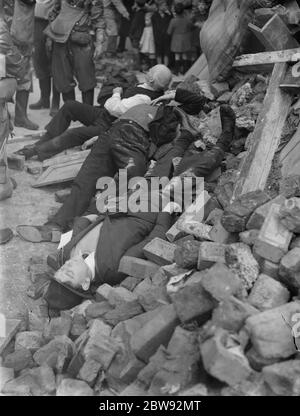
[232,62,292,200]
[249,14,299,51]
[233,48,300,72]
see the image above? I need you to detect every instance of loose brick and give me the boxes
[201,330,253,387]
[77,359,102,386]
[118,256,160,279]
[130,304,179,362]
[221,213,247,233]
[108,287,140,309]
[246,195,285,230]
[15,331,45,353]
[197,242,226,270]
[120,276,142,291]
[210,216,238,244]
[226,243,259,291]
[171,272,214,323]
[85,301,113,320]
[8,153,25,171]
[239,229,259,246]
[43,316,72,341]
[212,296,259,332]
[33,336,75,372]
[201,263,242,301]
[95,283,113,302]
[143,237,177,266]
[260,259,280,280]
[0,367,14,391]
[174,239,201,268]
[279,197,300,232]
[57,379,94,396]
[263,360,300,396]
[4,348,33,372]
[248,274,290,311]
[245,301,300,360]
[254,203,293,263]
[279,247,300,289]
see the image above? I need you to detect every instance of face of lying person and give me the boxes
[54,254,92,291]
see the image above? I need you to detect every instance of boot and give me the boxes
[15,90,39,130]
[62,89,75,103]
[216,105,236,152]
[50,83,60,117]
[82,89,94,105]
[29,77,51,110]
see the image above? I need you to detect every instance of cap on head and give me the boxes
[147,64,172,91]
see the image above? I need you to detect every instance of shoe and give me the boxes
[0,228,13,245]
[15,90,39,131]
[15,144,37,160]
[30,78,51,110]
[216,105,236,151]
[81,89,94,105]
[16,224,62,243]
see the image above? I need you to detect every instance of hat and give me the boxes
[147,64,172,91]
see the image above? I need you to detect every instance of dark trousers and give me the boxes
[35,101,115,159]
[50,120,149,231]
[33,18,51,80]
[52,41,96,93]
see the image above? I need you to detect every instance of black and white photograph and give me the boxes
[0,0,300,403]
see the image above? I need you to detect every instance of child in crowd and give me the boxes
[151,0,172,66]
[139,11,156,68]
[167,2,194,75]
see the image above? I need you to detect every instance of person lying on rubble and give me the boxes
[42,104,236,310]
[15,64,172,161]
[16,86,211,243]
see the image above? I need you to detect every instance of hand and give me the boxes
[113,87,123,95]
[151,91,176,105]
[94,44,103,60]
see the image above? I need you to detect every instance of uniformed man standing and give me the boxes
[44,0,106,105]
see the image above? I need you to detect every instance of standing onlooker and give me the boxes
[11,0,39,130]
[151,0,172,66]
[139,11,156,68]
[117,0,134,53]
[44,0,106,106]
[30,0,60,116]
[167,2,194,75]
[103,0,129,57]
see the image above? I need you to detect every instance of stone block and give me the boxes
[246,195,285,230]
[197,242,226,270]
[95,283,113,302]
[33,336,75,373]
[43,316,72,341]
[174,239,201,269]
[3,348,33,372]
[8,153,25,171]
[279,197,300,233]
[108,287,140,309]
[77,359,102,386]
[85,302,113,321]
[120,276,142,291]
[239,229,259,246]
[0,367,14,391]
[279,247,300,289]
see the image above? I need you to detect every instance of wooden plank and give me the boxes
[42,149,90,168]
[33,157,88,188]
[184,54,209,80]
[249,14,299,51]
[232,62,292,200]
[8,130,46,144]
[0,319,22,355]
[233,48,300,72]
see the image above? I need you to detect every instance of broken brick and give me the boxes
[279,197,300,232]
[85,301,113,320]
[95,283,113,302]
[171,272,214,323]
[15,331,45,353]
[254,203,293,263]
[245,301,300,360]
[3,348,33,372]
[248,274,290,311]
[246,195,285,230]
[174,239,201,269]
[201,263,242,302]
[108,287,140,309]
[263,360,300,396]
[200,330,253,387]
[8,153,25,171]
[279,247,300,289]
[43,316,72,341]
[56,378,94,396]
[130,304,179,362]
[197,242,226,270]
[239,229,259,246]
[77,359,102,387]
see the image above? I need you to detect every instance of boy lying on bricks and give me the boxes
[16,64,174,161]
[16,85,218,242]
[24,104,236,310]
